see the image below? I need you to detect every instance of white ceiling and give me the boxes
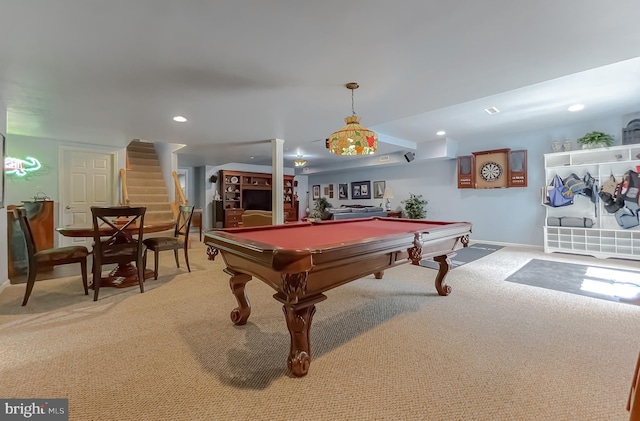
[1,1,640,171]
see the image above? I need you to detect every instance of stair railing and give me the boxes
[171,170,188,217]
[119,168,130,205]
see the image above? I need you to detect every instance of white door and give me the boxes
[59,149,115,247]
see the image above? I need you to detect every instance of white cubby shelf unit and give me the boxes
[543,144,640,259]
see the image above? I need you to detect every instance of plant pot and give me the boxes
[581,143,605,149]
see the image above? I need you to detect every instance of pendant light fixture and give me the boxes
[327,83,378,156]
[293,155,307,167]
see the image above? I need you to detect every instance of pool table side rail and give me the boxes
[204,219,471,258]
[204,221,471,295]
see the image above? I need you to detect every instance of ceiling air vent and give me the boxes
[484,106,500,115]
[379,155,390,162]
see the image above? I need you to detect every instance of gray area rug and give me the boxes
[506,259,640,306]
[420,243,503,270]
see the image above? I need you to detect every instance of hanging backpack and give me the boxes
[563,173,586,196]
[599,175,624,214]
[618,170,640,211]
[614,207,640,229]
[547,175,574,207]
[582,172,598,204]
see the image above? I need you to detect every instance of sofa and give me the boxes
[328,205,387,220]
[242,210,273,227]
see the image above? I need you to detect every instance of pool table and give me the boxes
[204,217,472,377]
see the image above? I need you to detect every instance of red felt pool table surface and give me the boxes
[222,218,453,250]
[204,217,472,377]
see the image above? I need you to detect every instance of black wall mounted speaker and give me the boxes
[404,152,415,162]
[209,174,218,183]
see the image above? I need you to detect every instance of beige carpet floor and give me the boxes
[0,241,639,421]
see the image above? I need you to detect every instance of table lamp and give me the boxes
[382,187,394,211]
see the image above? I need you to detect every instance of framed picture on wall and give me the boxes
[312,185,320,200]
[373,181,385,199]
[351,180,371,199]
[339,183,348,200]
[0,133,4,209]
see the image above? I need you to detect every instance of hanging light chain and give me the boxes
[351,87,356,116]
[346,82,359,116]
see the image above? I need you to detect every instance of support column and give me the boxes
[271,138,284,225]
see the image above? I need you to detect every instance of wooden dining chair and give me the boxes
[91,206,146,301]
[13,207,89,306]
[143,205,194,280]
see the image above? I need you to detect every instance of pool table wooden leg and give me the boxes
[227,270,252,325]
[433,254,452,296]
[207,245,219,261]
[283,303,315,377]
[277,294,326,377]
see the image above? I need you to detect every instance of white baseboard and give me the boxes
[470,239,543,250]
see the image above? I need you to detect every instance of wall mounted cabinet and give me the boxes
[457,149,527,189]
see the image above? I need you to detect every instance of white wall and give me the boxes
[154,142,182,203]
[309,114,633,246]
[5,135,126,205]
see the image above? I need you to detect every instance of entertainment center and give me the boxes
[219,170,298,227]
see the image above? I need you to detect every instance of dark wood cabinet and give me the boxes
[211,200,224,229]
[219,170,297,227]
[457,149,528,189]
[508,149,528,187]
[457,155,474,189]
[224,209,244,228]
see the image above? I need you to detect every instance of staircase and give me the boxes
[125,140,174,222]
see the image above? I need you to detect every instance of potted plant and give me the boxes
[576,131,614,149]
[401,193,428,219]
[311,197,333,220]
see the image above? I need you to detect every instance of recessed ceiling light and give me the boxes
[484,107,500,115]
[173,116,187,123]
[436,130,446,136]
[568,104,585,112]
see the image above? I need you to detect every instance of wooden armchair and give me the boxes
[91,206,146,301]
[13,207,89,306]
[143,206,194,280]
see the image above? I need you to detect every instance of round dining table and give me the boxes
[57,221,175,288]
